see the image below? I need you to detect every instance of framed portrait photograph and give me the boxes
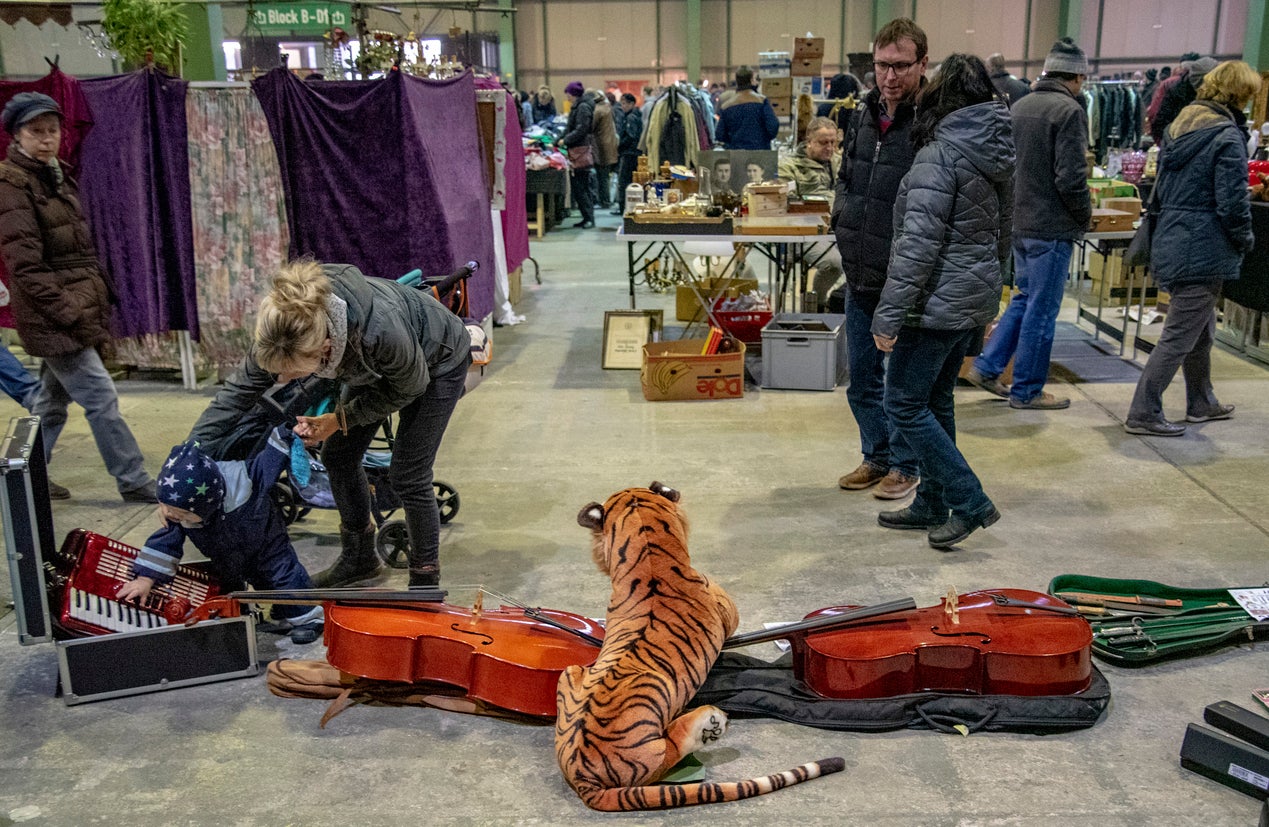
[602,310,664,369]
[700,149,779,194]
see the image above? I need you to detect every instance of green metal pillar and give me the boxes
[180,3,227,81]
[1245,0,1269,71]
[1057,0,1082,41]
[497,0,516,85]
[686,0,701,83]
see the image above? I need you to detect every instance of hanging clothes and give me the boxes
[642,86,702,171]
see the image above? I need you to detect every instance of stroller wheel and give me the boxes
[271,483,302,525]
[434,481,460,524]
[375,520,411,569]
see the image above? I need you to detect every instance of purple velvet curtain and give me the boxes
[251,69,495,320]
[78,69,198,340]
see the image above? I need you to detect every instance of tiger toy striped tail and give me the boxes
[555,482,845,811]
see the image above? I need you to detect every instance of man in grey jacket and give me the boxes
[967,37,1091,410]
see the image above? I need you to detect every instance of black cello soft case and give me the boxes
[692,652,1111,735]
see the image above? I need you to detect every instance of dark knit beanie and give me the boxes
[1043,37,1089,76]
[564,81,584,97]
[158,442,226,521]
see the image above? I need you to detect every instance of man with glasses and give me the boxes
[779,116,844,309]
[831,17,927,501]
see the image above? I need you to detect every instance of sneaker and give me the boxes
[873,470,919,500]
[1124,419,1187,437]
[1185,404,1234,423]
[1009,392,1070,410]
[928,507,1002,550]
[47,481,70,500]
[120,481,158,503]
[838,462,888,490]
[965,367,1010,399]
[877,506,947,531]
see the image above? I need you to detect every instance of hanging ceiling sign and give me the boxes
[251,3,350,35]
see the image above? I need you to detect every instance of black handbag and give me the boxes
[1124,180,1160,267]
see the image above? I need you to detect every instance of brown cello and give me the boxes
[186,587,606,717]
[790,589,1093,699]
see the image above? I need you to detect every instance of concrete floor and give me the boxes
[3,210,1269,826]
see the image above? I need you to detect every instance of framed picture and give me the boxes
[699,149,779,194]
[602,309,664,370]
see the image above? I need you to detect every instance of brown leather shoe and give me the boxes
[838,462,888,490]
[873,470,919,500]
[1009,391,1070,410]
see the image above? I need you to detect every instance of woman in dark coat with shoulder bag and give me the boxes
[1125,61,1260,437]
[561,81,597,228]
[0,93,156,502]
[871,54,1015,550]
[190,261,471,589]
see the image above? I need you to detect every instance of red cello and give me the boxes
[187,587,605,717]
[790,589,1092,699]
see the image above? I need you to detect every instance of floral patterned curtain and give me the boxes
[112,85,289,373]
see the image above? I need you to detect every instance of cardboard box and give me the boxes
[1101,197,1142,218]
[675,276,760,321]
[1089,278,1158,307]
[1090,208,1136,233]
[1086,248,1149,288]
[758,50,791,78]
[761,313,846,390]
[770,97,792,117]
[795,76,825,97]
[1088,179,1137,206]
[641,339,746,401]
[793,37,825,60]
[761,77,792,100]
[791,57,824,77]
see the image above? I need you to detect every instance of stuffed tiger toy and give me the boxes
[555,482,844,811]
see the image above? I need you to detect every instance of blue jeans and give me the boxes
[973,237,1073,403]
[34,347,151,492]
[0,343,39,410]
[845,291,916,476]
[322,355,470,575]
[885,327,993,519]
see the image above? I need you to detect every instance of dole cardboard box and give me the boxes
[641,339,746,401]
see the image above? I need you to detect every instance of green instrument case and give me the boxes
[1048,574,1269,665]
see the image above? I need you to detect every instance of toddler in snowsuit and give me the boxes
[116,426,322,643]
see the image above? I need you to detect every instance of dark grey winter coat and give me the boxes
[1010,78,1090,241]
[873,101,1016,338]
[191,264,470,441]
[1151,100,1253,288]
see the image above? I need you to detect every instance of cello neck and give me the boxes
[722,597,918,649]
[225,587,448,605]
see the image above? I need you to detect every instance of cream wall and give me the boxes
[514,0,1251,96]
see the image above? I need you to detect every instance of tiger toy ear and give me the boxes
[649,481,680,503]
[577,502,604,529]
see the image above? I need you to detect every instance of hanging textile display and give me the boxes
[251,68,495,321]
[0,66,94,329]
[78,69,198,343]
[184,86,291,370]
[474,78,529,276]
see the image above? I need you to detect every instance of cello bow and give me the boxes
[722,597,918,649]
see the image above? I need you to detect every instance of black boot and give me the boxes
[408,565,440,590]
[312,524,383,587]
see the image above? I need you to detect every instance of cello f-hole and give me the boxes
[930,625,991,643]
[449,623,495,645]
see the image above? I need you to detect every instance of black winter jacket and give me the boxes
[1011,78,1091,241]
[832,86,920,294]
[191,264,470,442]
[562,96,595,151]
[1151,101,1253,288]
[874,101,1016,337]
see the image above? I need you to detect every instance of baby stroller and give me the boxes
[206,261,481,570]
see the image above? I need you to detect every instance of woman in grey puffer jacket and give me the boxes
[872,54,1015,550]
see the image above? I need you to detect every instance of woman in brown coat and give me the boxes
[0,93,155,502]
[590,90,620,209]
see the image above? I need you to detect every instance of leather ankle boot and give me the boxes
[312,524,383,587]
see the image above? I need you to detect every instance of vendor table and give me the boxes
[1216,202,1269,365]
[614,218,835,314]
[525,168,569,238]
[1073,229,1155,359]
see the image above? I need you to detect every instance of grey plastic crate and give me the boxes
[760,313,847,390]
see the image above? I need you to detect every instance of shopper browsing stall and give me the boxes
[872,53,1014,550]
[778,116,844,309]
[561,81,597,229]
[1125,61,1259,437]
[831,17,928,501]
